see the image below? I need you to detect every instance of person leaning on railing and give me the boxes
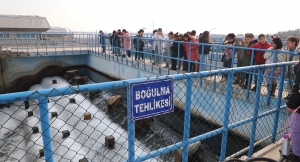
[170,32,185,71]
[198,31,213,72]
[286,61,300,161]
[178,34,188,71]
[220,33,236,83]
[239,33,258,89]
[283,36,300,100]
[182,33,198,72]
[263,36,285,97]
[246,34,272,91]
[122,29,131,57]
[98,30,106,53]
[151,31,163,65]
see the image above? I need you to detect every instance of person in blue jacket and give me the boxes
[112,31,121,56]
[98,30,106,53]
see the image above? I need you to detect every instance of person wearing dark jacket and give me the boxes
[286,61,300,161]
[111,31,117,54]
[98,30,106,53]
[133,30,145,61]
[170,33,184,70]
[198,31,212,71]
[112,31,121,56]
[178,34,187,71]
[239,33,258,89]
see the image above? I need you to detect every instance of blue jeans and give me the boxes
[102,44,106,53]
[199,54,208,71]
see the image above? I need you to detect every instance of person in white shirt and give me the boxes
[151,31,163,65]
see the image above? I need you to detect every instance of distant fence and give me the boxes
[0,62,294,162]
[0,32,298,103]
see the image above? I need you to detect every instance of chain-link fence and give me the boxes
[0,61,294,162]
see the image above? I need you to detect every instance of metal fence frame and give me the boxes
[0,62,294,162]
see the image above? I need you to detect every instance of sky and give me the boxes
[1,0,300,35]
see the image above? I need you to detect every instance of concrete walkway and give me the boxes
[252,139,282,161]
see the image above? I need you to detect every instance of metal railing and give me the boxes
[0,62,294,162]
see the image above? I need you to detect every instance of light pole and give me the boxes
[209,28,217,33]
[153,20,154,31]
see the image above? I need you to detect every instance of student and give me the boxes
[133,31,140,60]
[263,36,285,96]
[220,33,236,83]
[111,30,117,54]
[139,29,145,61]
[190,30,197,41]
[198,31,213,71]
[164,31,174,68]
[240,33,258,89]
[178,34,186,71]
[134,30,145,61]
[122,29,131,57]
[183,33,198,72]
[151,31,163,65]
[170,32,185,70]
[247,34,271,91]
[108,33,113,49]
[98,30,106,53]
[157,28,164,39]
[284,36,300,100]
[286,61,300,161]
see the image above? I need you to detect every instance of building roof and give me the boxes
[46,27,68,33]
[0,15,51,32]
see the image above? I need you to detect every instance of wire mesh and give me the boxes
[0,60,294,162]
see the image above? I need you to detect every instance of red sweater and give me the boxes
[247,42,271,64]
[183,40,199,61]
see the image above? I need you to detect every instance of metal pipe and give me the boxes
[182,77,192,162]
[271,65,286,142]
[248,68,264,157]
[126,85,135,162]
[38,96,54,162]
[220,71,234,162]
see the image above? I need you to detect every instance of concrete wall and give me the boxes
[0,54,87,93]
[85,54,286,141]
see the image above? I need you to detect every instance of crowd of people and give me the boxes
[98,29,300,98]
[98,28,300,160]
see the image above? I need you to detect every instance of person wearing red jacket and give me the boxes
[247,34,271,91]
[183,33,199,72]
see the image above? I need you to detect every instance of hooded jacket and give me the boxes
[122,33,131,50]
[247,42,272,64]
[133,34,144,49]
[287,61,300,113]
[170,40,185,58]
[183,39,199,61]
[236,40,258,66]
[112,34,121,47]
